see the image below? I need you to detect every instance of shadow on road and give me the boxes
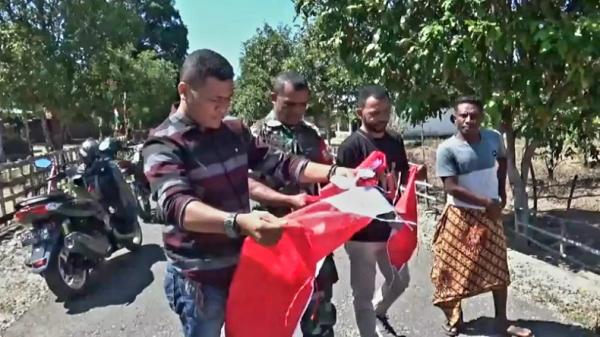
[61,243,165,315]
[461,317,598,337]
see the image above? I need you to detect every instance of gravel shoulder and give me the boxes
[0,228,49,331]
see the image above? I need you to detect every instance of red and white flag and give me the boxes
[226,152,420,337]
[387,164,420,271]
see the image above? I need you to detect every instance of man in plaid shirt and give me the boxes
[143,49,354,337]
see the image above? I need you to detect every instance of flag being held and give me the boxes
[226,151,420,337]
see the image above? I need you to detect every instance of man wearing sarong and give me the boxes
[431,96,533,337]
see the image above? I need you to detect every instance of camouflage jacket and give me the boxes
[251,111,333,196]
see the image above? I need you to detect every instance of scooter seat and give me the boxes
[16,192,72,210]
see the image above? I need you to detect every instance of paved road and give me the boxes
[2,223,594,337]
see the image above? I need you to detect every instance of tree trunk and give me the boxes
[504,124,537,240]
[22,116,32,156]
[530,164,537,212]
[52,115,65,150]
[40,115,54,152]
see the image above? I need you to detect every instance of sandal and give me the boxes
[442,323,460,337]
[442,311,464,337]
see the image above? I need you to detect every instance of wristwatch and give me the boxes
[224,213,241,239]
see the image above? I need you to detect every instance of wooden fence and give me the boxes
[0,148,79,233]
[410,180,599,273]
[1,145,598,273]
[512,207,600,272]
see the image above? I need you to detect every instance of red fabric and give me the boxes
[387,165,421,270]
[226,201,373,337]
[226,151,419,337]
[315,150,387,200]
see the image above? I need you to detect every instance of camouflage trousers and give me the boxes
[301,254,338,337]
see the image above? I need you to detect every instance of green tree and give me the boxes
[0,0,142,127]
[0,0,186,137]
[86,44,177,128]
[232,24,296,123]
[129,0,189,65]
[233,23,358,135]
[295,0,600,225]
[125,49,178,127]
[283,23,359,140]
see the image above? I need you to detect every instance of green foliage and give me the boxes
[294,0,600,211]
[130,0,189,65]
[126,50,178,127]
[294,0,600,141]
[232,23,358,130]
[232,24,296,122]
[0,0,186,130]
[284,24,359,131]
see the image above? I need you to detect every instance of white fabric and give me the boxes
[345,241,410,337]
[447,165,499,209]
[325,187,394,218]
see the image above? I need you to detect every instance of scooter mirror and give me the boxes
[34,158,52,169]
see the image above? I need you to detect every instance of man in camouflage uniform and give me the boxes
[251,71,337,337]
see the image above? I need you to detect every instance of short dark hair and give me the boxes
[180,49,234,88]
[357,85,390,108]
[454,96,483,112]
[272,71,309,94]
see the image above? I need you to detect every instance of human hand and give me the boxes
[235,211,286,246]
[485,199,503,221]
[287,193,308,210]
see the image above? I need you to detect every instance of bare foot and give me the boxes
[496,319,533,337]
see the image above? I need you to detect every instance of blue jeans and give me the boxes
[164,263,227,337]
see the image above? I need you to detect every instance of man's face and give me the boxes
[272,82,310,126]
[180,77,233,129]
[454,102,482,136]
[359,96,391,134]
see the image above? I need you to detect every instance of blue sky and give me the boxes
[175,0,298,76]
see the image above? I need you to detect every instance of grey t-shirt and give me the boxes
[436,128,506,209]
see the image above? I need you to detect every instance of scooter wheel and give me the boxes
[44,245,91,301]
[123,221,143,252]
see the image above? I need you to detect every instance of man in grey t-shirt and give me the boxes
[436,128,507,209]
[430,96,532,337]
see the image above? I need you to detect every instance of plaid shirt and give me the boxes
[142,111,309,287]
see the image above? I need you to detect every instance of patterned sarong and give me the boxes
[431,205,510,326]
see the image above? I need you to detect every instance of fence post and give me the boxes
[0,180,5,216]
[567,174,578,210]
[514,207,520,235]
[559,218,566,256]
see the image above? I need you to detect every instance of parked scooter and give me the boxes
[119,143,159,223]
[15,138,142,300]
